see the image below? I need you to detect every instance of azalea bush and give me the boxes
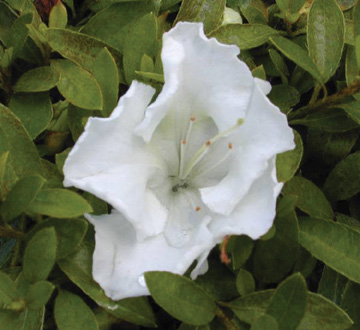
[1,0,360,329]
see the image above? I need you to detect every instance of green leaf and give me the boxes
[211,24,280,50]
[338,101,360,124]
[46,28,119,71]
[340,281,360,329]
[299,216,360,285]
[276,0,306,16]
[0,310,25,330]
[240,0,268,24]
[23,227,57,283]
[27,218,88,259]
[353,0,360,37]
[26,188,92,218]
[14,67,59,93]
[227,235,254,269]
[51,60,103,110]
[22,308,45,330]
[318,266,348,305]
[0,152,18,201]
[282,176,333,220]
[0,2,16,43]
[91,48,119,117]
[290,107,359,132]
[338,0,356,11]
[307,0,345,82]
[251,315,278,330]
[0,175,45,222]
[55,290,98,330]
[57,243,156,327]
[228,290,353,329]
[268,85,300,113]
[307,128,358,166]
[266,273,307,330]
[253,208,299,283]
[123,13,158,84]
[80,2,160,53]
[145,271,217,326]
[270,36,323,83]
[0,105,43,179]
[9,92,53,139]
[324,151,360,201]
[175,0,226,33]
[0,271,19,306]
[345,46,360,100]
[276,130,303,182]
[269,49,289,84]
[49,2,67,29]
[26,281,55,310]
[236,269,255,296]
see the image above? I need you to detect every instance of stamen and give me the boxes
[179,119,244,180]
[178,116,196,178]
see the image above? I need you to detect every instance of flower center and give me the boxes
[170,116,244,192]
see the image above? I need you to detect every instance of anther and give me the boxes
[206,140,211,147]
[228,143,233,149]
[190,116,196,122]
[195,206,201,212]
[182,139,187,145]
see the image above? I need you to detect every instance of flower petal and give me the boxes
[200,80,294,215]
[86,210,215,300]
[209,156,282,240]
[135,22,255,143]
[63,81,168,238]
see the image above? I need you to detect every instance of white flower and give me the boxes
[63,22,294,300]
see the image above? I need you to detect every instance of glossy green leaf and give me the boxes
[229,290,353,329]
[123,13,158,84]
[276,130,303,182]
[211,24,279,50]
[55,290,98,330]
[236,269,255,296]
[57,243,156,327]
[46,28,119,71]
[49,2,67,29]
[26,188,92,218]
[27,218,88,259]
[175,0,226,33]
[9,92,53,139]
[92,48,119,117]
[253,209,299,283]
[26,281,55,310]
[290,108,359,132]
[299,217,360,285]
[252,315,278,330]
[52,60,103,110]
[14,67,59,92]
[0,271,18,306]
[266,273,307,330]
[324,151,360,201]
[271,36,323,83]
[23,227,57,283]
[145,271,217,326]
[1,175,45,222]
[307,0,345,82]
[80,2,160,53]
[282,176,333,220]
[0,105,43,179]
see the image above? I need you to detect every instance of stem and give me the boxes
[288,77,360,121]
[216,308,239,330]
[0,226,24,239]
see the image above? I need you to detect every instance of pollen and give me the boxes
[205,140,211,147]
[195,206,201,212]
[228,143,233,149]
[190,116,196,122]
[182,139,187,145]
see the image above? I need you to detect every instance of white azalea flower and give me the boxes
[63,22,294,300]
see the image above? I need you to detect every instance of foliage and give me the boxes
[0,0,360,329]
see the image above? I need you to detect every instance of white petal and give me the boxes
[63,81,168,238]
[87,210,215,300]
[135,22,255,143]
[200,82,294,215]
[209,157,282,240]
